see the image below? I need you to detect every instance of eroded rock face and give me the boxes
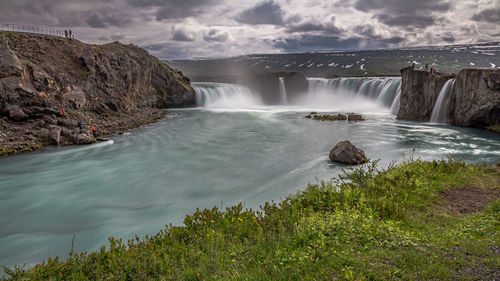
[397,67,455,122]
[0,33,195,155]
[452,68,500,127]
[397,67,500,129]
[329,140,368,165]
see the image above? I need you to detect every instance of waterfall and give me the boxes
[192,82,261,108]
[430,79,456,124]
[306,77,402,113]
[390,87,402,115]
[278,77,288,104]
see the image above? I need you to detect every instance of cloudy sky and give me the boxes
[0,0,499,59]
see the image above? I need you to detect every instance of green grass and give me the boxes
[487,125,500,134]
[2,159,499,280]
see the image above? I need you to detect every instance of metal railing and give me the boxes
[0,23,70,38]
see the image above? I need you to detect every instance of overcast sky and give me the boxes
[0,0,499,59]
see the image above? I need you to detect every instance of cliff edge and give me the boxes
[397,67,500,130]
[0,32,195,155]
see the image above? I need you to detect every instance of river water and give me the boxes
[1,79,499,269]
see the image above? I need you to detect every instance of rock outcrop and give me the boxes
[397,68,455,122]
[397,67,500,129]
[306,113,365,121]
[0,32,195,155]
[452,68,500,127]
[329,141,368,165]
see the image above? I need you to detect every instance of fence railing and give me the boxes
[0,23,69,38]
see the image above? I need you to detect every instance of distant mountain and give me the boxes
[167,42,500,78]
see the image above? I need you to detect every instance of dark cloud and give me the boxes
[236,1,284,25]
[172,29,195,42]
[143,43,165,51]
[352,25,404,45]
[353,25,376,37]
[126,0,220,21]
[442,35,455,43]
[381,37,404,44]
[85,14,107,28]
[376,14,436,28]
[85,13,131,28]
[354,0,450,14]
[142,42,192,59]
[354,0,451,28]
[203,29,229,42]
[286,22,342,34]
[472,8,500,24]
[111,34,125,41]
[273,35,361,52]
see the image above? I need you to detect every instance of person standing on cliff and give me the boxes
[69,30,72,38]
[64,30,68,38]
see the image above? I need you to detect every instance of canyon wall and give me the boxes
[398,67,500,129]
[0,32,195,155]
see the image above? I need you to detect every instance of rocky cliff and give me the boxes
[452,68,500,127]
[0,32,195,155]
[397,67,500,129]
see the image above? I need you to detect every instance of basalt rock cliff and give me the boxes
[0,32,195,155]
[397,67,500,130]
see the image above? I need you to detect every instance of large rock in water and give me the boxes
[329,141,368,165]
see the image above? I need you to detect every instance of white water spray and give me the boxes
[430,79,456,124]
[278,77,288,104]
[193,82,262,109]
[306,77,402,113]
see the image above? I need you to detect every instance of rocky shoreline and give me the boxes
[0,107,168,156]
[0,32,195,156]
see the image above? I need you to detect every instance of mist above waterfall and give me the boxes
[192,77,401,114]
[193,82,263,109]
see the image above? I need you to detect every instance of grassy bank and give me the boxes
[3,159,499,280]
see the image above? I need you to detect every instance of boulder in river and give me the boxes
[347,113,365,121]
[329,140,368,165]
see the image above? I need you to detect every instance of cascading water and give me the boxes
[278,77,288,104]
[306,77,402,113]
[193,78,402,114]
[430,79,456,124]
[193,82,262,108]
[390,87,402,115]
